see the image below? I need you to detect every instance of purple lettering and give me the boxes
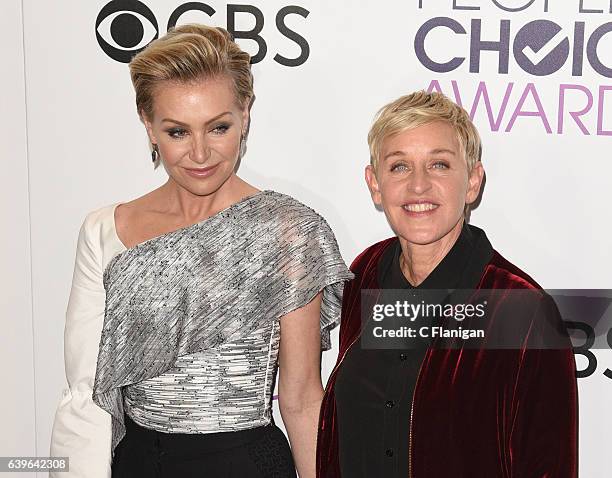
[452,80,463,106]
[469,81,514,131]
[506,83,552,133]
[426,79,443,93]
[597,86,612,135]
[558,84,593,134]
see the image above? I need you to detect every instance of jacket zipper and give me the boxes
[329,334,361,381]
[409,399,414,478]
[409,347,429,478]
[329,291,381,380]
[333,329,430,478]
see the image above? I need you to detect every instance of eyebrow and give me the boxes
[430,148,456,156]
[161,111,233,126]
[383,148,457,161]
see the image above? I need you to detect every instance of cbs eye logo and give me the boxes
[96,0,158,63]
[96,0,311,66]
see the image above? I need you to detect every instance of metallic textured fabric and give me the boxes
[122,320,280,433]
[92,190,353,453]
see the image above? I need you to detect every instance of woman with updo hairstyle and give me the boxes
[50,24,352,478]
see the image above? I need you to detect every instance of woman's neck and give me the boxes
[398,220,464,286]
[159,174,257,222]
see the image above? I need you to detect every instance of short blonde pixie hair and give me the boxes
[129,24,253,120]
[367,91,481,172]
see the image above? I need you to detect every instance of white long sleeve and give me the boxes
[50,206,124,478]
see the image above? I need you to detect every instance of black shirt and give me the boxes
[335,224,493,478]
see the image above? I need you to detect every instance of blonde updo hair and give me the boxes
[129,24,253,120]
[367,91,482,173]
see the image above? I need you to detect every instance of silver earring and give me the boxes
[151,144,159,163]
[239,133,247,158]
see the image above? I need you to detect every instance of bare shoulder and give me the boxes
[115,180,261,248]
[114,189,167,248]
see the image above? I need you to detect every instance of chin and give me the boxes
[390,218,461,248]
[397,230,445,247]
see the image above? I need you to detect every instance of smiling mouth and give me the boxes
[403,202,439,212]
[184,164,219,177]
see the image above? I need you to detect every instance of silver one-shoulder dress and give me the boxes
[92,190,353,454]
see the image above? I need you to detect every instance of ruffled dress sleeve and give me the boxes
[269,206,354,350]
[50,212,113,478]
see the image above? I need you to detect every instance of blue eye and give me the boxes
[167,128,187,139]
[391,163,408,172]
[432,161,449,169]
[212,124,230,135]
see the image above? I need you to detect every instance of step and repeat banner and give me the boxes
[5,0,611,475]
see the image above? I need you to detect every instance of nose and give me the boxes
[190,133,210,164]
[409,166,432,195]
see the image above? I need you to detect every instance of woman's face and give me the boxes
[365,121,484,248]
[143,76,248,197]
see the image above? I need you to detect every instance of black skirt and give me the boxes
[111,415,297,478]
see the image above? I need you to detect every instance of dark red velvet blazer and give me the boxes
[317,237,578,478]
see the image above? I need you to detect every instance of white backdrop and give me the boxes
[0,0,36,473]
[2,0,611,476]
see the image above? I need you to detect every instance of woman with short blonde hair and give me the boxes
[317,91,577,478]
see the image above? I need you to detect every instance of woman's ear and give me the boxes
[465,161,485,205]
[141,112,158,145]
[365,164,382,206]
